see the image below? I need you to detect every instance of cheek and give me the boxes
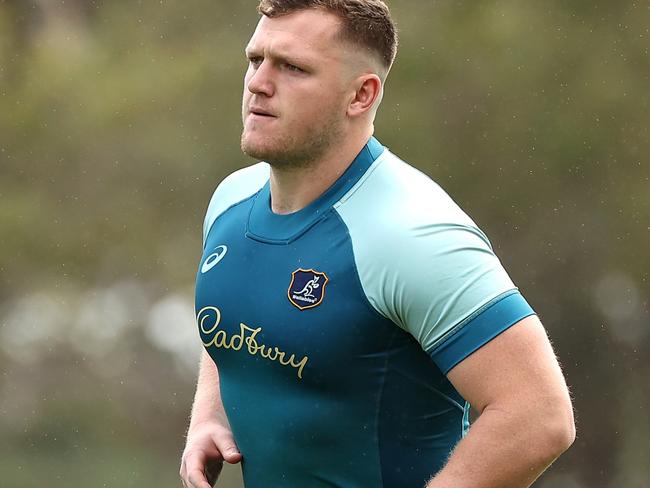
[304,91,345,121]
[285,104,320,127]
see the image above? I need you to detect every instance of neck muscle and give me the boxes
[268,128,373,214]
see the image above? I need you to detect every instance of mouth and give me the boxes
[248,107,277,118]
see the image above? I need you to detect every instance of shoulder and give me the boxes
[335,149,481,243]
[334,150,519,360]
[203,162,270,244]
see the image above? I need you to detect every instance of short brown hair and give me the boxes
[257,0,398,71]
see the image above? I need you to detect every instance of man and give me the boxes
[180,1,575,487]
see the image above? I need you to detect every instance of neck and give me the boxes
[269,126,373,215]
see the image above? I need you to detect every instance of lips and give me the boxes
[248,106,276,117]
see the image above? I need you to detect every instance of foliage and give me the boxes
[1,1,648,486]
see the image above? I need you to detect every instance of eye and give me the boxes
[248,56,263,68]
[283,63,304,73]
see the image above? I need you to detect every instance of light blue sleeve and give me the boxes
[335,151,535,373]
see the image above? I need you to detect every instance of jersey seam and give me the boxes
[330,210,394,323]
[330,208,397,487]
[244,194,330,245]
[426,288,519,353]
[332,150,389,210]
[203,191,261,249]
[374,326,399,488]
[423,384,466,411]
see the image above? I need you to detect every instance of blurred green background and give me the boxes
[0,1,648,487]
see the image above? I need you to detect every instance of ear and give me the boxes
[347,74,382,118]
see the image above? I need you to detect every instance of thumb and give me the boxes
[213,432,242,464]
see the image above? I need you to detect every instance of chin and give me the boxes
[240,134,276,160]
[241,128,293,159]
[240,124,338,168]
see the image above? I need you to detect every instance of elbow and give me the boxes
[538,400,576,460]
[549,413,576,456]
[559,406,577,452]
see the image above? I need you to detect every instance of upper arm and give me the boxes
[446,315,574,421]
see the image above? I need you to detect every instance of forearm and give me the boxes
[187,350,228,433]
[180,350,242,485]
[426,406,573,488]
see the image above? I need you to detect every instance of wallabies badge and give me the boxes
[288,268,329,310]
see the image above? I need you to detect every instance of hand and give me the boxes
[179,420,243,488]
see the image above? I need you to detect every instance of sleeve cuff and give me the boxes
[428,291,536,374]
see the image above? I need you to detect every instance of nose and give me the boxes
[246,60,274,97]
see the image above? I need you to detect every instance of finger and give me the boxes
[187,467,213,488]
[182,451,210,488]
[211,432,243,464]
[205,461,223,485]
[179,458,190,486]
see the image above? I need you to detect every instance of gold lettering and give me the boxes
[260,344,275,360]
[198,306,221,335]
[197,306,309,379]
[228,324,245,351]
[274,349,286,363]
[294,356,308,379]
[245,327,262,355]
[268,347,282,362]
[213,330,227,348]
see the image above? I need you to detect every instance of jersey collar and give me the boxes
[246,136,385,244]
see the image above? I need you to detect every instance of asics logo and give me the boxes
[201,245,228,274]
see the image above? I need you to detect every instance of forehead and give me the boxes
[246,10,345,61]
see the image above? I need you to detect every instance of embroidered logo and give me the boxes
[288,268,329,310]
[201,245,228,274]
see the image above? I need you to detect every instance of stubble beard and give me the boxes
[240,111,345,170]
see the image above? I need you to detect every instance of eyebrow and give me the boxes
[244,46,315,68]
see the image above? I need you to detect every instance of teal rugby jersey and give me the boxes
[195,137,535,487]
